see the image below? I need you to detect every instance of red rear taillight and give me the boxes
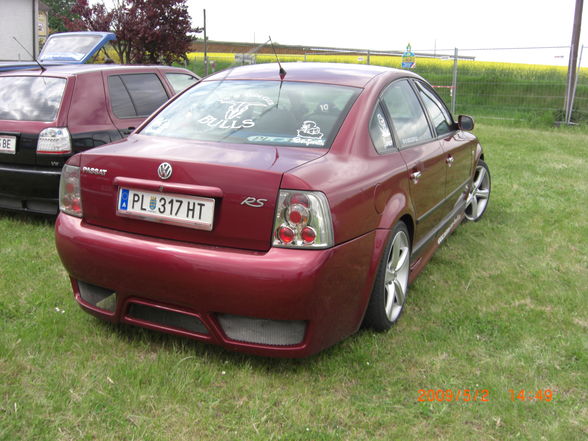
[287,203,309,225]
[301,226,317,244]
[273,190,333,249]
[59,164,83,217]
[277,226,295,244]
[290,193,310,207]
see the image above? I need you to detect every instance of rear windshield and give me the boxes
[141,80,360,148]
[40,34,103,62]
[0,76,66,122]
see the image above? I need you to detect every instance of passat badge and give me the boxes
[157,162,172,180]
[82,166,107,176]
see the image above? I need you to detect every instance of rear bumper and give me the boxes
[0,164,60,214]
[55,214,383,357]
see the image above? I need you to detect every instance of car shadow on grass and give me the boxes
[90,314,366,372]
[0,209,56,226]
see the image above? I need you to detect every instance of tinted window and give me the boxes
[108,76,135,119]
[369,104,394,153]
[381,80,431,147]
[142,80,360,149]
[415,81,453,136]
[108,73,169,118]
[0,76,66,121]
[166,73,199,94]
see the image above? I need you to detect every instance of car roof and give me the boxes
[203,62,419,88]
[0,64,194,78]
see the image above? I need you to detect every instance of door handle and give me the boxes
[410,170,422,183]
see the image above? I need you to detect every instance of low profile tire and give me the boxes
[363,221,411,332]
[465,160,491,222]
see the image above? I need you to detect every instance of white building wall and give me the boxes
[0,0,38,61]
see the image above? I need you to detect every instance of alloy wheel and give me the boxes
[465,161,491,221]
[384,229,410,322]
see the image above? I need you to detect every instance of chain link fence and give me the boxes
[186,45,587,125]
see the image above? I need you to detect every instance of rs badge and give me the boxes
[241,197,267,208]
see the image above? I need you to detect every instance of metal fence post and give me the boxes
[451,48,458,114]
[564,0,584,124]
[203,9,208,77]
[569,44,584,123]
[367,50,371,65]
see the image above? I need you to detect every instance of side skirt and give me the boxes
[408,197,466,284]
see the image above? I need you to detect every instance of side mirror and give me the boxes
[458,115,475,131]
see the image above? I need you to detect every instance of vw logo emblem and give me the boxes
[157,162,172,180]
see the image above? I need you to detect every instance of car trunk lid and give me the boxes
[80,135,325,251]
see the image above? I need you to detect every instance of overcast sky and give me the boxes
[185,0,587,66]
[94,0,587,66]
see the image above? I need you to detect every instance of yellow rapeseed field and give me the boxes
[187,51,586,82]
[185,51,587,120]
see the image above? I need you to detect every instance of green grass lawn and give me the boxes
[1,124,587,440]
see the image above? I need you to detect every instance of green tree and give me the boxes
[42,0,77,32]
[64,0,199,65]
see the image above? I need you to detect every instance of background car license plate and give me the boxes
[0,135,16,154]
[117,188,215,230]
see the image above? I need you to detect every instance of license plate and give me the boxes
[117,188,215,230]
[0,135,16,154]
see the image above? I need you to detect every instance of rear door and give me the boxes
[380,79,447,246]
[413,80,474,208]
[104,70,173,137]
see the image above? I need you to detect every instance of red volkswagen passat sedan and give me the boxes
[55,63,491,357]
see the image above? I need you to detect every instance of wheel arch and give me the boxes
[399,213,414,246]
[356,193,414,325]
[376,191,415,247]
[475,142,485,164]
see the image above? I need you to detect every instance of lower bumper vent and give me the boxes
[127,303,208,335]
[217,314,306,346]
[78,281,117,312]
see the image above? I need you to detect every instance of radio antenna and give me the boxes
[12,37,46,72]
[268,36,286,80]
